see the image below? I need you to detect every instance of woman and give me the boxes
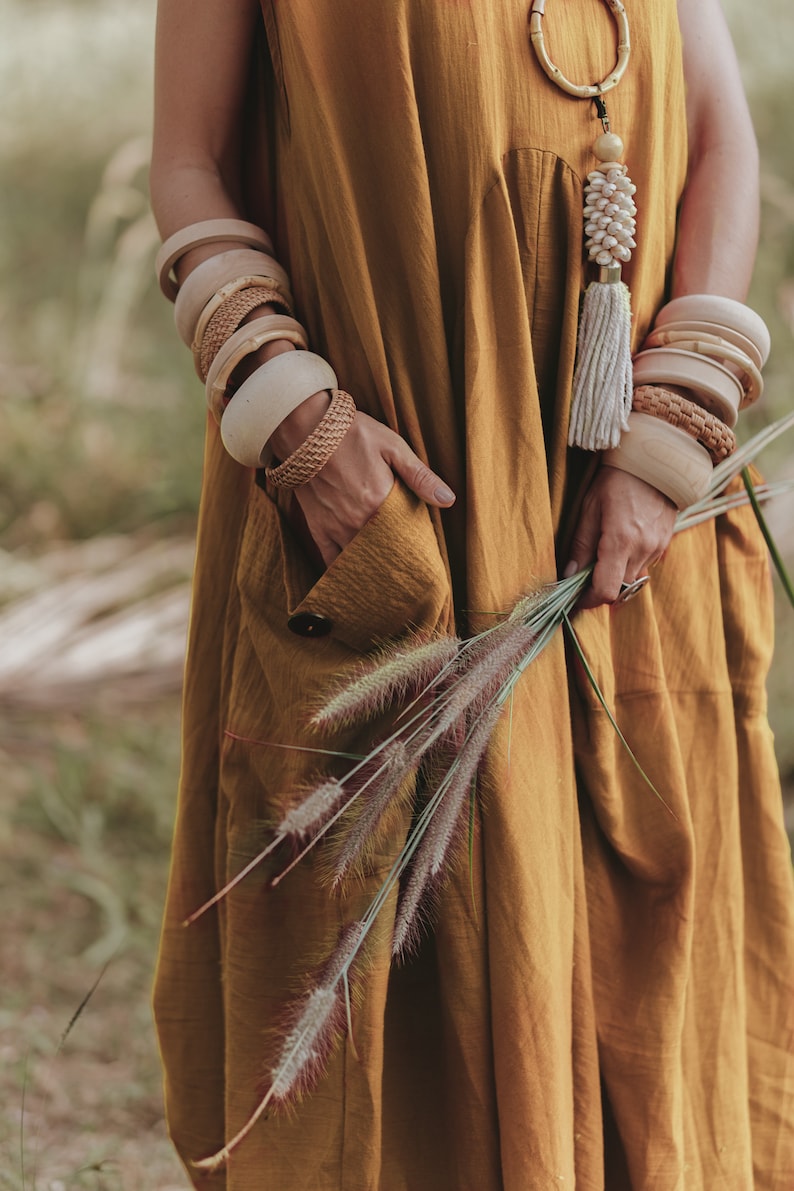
[151,0,794,1186]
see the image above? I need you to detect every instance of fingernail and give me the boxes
[434,485,455,504]
[563,561,578,578]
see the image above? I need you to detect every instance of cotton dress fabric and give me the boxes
[153,1,794,1187]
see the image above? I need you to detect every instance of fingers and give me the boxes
[385,441,456,507]
[565,467,676,611]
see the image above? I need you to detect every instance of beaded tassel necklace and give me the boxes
[529,0,638,451]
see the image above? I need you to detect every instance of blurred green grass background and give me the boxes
[0,0,792,1185]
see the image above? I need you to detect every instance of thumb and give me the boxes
[387,444,456,508]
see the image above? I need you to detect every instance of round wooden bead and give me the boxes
[593,132,624,161]
[602,412,713,510]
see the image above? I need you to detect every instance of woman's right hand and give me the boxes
[270,393,456,567]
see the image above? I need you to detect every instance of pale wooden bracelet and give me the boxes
[220,351,339,468]
[602,412,713,510]
[265,389,357,487]
[156,220,275,302]
[643,320,765,372]
[638,335,761,409]
[205,315,310,421]
[654,295,770,366]
[174,248,293,347]
[199,286,292,382]
[631,386,736,463]
[632,347,742,427]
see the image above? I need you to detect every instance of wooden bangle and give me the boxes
[643,319,764,371]
[156,220,275,302]
[265,390,357,487]
[205,315,310,421]
[637,336,763,409]
[631,386,736,463]
[654,296,770,366]
[602,412,713,510]
[198,286,292,381]
[632,347,742,427]
[220,351,339,468]
[174,249,293,346]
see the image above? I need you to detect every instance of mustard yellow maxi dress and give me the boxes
[153,2,794,1187]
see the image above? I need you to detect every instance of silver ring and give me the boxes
[615,575,650,605]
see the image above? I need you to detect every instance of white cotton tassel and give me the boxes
[568,269,633,450]
[569,155,638,451]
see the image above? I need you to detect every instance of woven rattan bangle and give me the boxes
[632,347,742,426]
[602,412,713,509]
[191,263,292,351]
[156,220,275,302]
[220,351,339,467]
[174,249,293,347]
[265,389,357,488]
[205,315,310,421]
[198,286,292,381]
[640,332,764,409]
[654,295,771,366]
[631,385,736,463]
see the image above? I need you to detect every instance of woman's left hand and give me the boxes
[563,465,676,609]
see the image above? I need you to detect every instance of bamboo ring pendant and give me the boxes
[528,0,631,98]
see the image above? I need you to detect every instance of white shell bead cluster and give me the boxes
[583,162,637,268]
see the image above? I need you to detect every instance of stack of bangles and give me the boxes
[155,218,357,486]
[602,294,771,508]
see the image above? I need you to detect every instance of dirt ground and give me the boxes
[0,703,190,1190]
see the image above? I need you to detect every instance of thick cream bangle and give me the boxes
[265,389,357,488]
[205,315,309,421]
[174,248,293,347]
[632,347,742,426]
[156,220,275,302]
[638,335,762,409]
[654,295,770,366]
[220,351,338,468]
[602,412,713,509]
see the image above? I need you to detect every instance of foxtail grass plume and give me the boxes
[330,741,416,886]
[392,703,502,959]
[311,636,460,730]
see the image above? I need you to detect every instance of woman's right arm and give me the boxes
[151,0,455,566]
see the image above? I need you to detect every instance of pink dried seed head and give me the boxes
[320,920,366,987]
[268,985,344,1104]
[277,778,346,839]
[310,636,460,730]
[392,704,501,958]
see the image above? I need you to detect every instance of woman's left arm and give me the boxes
[565,0,760,608]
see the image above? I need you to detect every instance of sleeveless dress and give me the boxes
[153,2,794,1187]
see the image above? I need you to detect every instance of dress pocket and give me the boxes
[237,477,453,655]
